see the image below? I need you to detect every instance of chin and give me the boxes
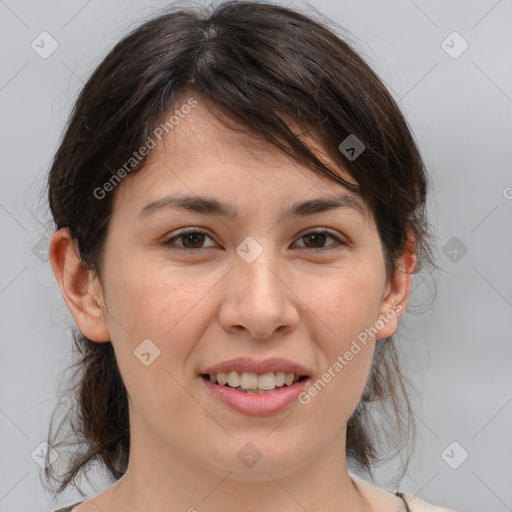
[198,437,308,482]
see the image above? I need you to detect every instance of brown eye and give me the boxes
[178,232,206,249]
[294,229,346,252]
[303,232,328,248]
[162,230,216,252]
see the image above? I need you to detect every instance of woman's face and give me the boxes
[67,100,410,481]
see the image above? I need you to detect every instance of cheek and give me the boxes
[104,258,218,365]
[300,264,382,416]
[103,261,210,417]
[308,263,384,343]
[106,255,188,328]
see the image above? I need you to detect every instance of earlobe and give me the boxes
[49,228,111,342]
[375,237,417,339]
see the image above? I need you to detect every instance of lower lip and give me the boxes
[199,376,310,416]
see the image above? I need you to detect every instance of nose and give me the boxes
[218,248,300,340]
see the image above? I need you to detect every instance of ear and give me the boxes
[49,228,111,342]
[375,235,417,339]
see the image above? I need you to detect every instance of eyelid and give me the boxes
[294,228,347,250]
[162,228,217,251]
[296,227,344,241]
[161,227,347,253]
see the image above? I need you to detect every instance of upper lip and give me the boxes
[201,358,311,377]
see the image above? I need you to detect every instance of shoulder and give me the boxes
[53,502,83,512]
[398,492,457,512]
[349,473,456,512]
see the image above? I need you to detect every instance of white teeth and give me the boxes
[274,371,286,386]
[227,371,240,388]
[240,372,258,390]
[257,372,275,391]
[207,370,304,391]
[216,373,228,386]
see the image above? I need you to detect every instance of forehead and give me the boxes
[113,100,365,217]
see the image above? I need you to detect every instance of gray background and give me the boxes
[1,0,511,511]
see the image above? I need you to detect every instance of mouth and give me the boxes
[200,371,309,394]
[198,358,312,414]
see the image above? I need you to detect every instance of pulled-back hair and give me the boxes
[44,0,435,498]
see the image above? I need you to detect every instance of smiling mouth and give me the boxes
[200,372,309,394]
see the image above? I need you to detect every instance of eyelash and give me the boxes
[161,228,347,254]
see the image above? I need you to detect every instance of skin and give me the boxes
[50,100,415,512]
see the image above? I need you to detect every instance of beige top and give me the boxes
[398,492,456,511]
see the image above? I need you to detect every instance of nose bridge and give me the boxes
[241,252,280,298]
[235,236,285,304]
[219,235,299,338]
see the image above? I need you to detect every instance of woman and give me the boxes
[45,1,454,510]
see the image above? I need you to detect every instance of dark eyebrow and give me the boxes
[285,194,366,220]
[137,193,366,220]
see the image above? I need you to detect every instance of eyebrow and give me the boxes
[137,192,366,221]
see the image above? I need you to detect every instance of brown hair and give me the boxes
[44,0,436,498]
